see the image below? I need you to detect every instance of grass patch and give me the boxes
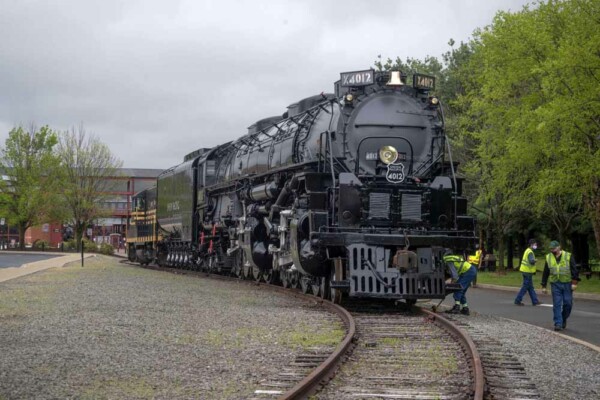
[0,284,59,320]
[201,322,346,351]
[378,337,405,347]
[283,325,345,349]
[476,271,600,294]
[82,377,156,399]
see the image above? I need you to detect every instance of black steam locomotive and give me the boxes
[127,69,476,304]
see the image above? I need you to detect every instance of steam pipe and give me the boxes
[439,100,458,230]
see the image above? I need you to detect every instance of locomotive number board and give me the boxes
[340,69,374,87]
[413,73,435,90]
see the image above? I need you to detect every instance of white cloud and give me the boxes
[0,0,533,169]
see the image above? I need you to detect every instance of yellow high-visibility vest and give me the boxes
[443,255,472,275]
[546,251,572,283]
[519,247,537,274]
[468,249,482,265]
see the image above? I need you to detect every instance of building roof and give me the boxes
[116,168,163,178]
[2,167,163,179]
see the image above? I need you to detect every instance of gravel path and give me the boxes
[455,313,600,400]
[0,256,344,399]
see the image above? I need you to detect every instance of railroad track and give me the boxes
[443,314,541,399]
[313,300,482,400]
[120,260,483,399]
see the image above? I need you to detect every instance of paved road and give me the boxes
[438,285,600,346]
[0,253,61,268]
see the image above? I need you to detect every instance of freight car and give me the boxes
[127,68,476,304]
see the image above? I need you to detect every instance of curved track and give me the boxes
[313,300,483,400]
[444,314,541,399]
[121,260,483,400]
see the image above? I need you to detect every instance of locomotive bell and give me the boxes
[386,71,404,86]
[379,145,398,164]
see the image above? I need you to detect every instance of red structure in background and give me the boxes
[25,224,63,247]
[23,168,162,248]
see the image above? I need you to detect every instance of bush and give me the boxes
[59,239,114,255]
[83,239,98,252]
[33,240,50,250]
[62,239,77,251]
[99,243,114,255]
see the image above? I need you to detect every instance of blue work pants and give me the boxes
[453,265,477,305]
[515,272,539,305]
[551,282,573,328]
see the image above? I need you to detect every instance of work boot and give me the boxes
[514,301,525,306]
[562,321,567,329]
[446,304,461,314]
[460,307,470,315]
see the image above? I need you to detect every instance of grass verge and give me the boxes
[476,270,600,294]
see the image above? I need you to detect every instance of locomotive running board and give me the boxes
[330,280,350,289]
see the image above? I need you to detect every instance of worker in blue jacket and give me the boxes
[444,250,477,315]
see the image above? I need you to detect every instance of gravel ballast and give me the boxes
[453,313,600,400]
[0,256,344,399]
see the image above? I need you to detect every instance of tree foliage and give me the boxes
[56,125,123,251]
[460,0,600,259]
[0,125,63,249]
[377,0,600,263]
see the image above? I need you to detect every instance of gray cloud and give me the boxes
[0,0,532,169]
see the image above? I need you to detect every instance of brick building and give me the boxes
[22,168,162,248]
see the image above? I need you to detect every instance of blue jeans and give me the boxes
[515,272,539,304]
[453,265,477,305]
[551,282,573,327]
[471,263,478,285]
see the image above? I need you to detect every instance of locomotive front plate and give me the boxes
[340,69,374,87]
[386,163,406,183]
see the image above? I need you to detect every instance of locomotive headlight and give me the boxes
[429,96,439,106]
[345,93,354,103]
[379,145,398,164]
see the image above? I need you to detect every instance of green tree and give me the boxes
[55,125,123,251]
[459,0,600,260]
[0,125,63,249]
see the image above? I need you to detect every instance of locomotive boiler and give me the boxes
[129,68,476,304]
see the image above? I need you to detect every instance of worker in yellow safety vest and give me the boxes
[514,239,542,306]
[443,250,477,315]
[541,240,580,331]
[468,244,483,288]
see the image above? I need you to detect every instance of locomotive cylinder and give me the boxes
[246,182,279,202]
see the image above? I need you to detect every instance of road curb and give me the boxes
[474,283,600,301]
[0,253,96,283]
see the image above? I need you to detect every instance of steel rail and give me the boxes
[420,308,485,400]
[273,290,356,400]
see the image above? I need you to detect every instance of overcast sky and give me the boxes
[0,0,532,170]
